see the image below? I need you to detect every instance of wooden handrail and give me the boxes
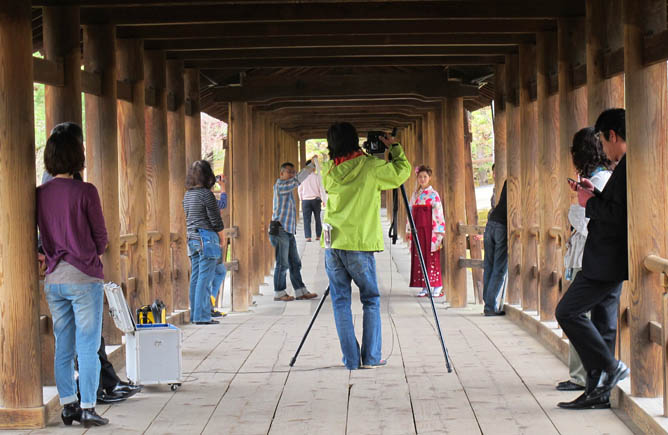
[510,228,522,239]
[457,222,485,236]
[528,226,540,238]
[458,258,484,269]
[147,231,162,246]
[223,226,239,238]
[120,233,138,252]
[649,320,663,345]
[548,226,563,247]
[170,232,180,243]
[644,254,668,275]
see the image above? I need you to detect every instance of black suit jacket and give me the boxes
[582,155,628,282]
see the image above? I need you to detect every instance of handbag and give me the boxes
[197,228,222,260]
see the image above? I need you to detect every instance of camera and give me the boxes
[362,127,397,155]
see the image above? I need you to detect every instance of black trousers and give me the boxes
[98,335,121,394]
[555,272,623,374]
[302,198,322,239]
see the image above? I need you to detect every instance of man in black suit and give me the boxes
[555,108,629,409]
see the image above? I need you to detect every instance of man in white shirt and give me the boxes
[298,156,328,242]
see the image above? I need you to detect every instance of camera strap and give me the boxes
[388,188,399,245]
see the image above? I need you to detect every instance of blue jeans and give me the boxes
[482,220,508,313]
[44,283,104,409]
[269,229,307,297]
[302,199,322,239]
[209,261,227,302]
[325,249,382,369]
[188,239,217,322]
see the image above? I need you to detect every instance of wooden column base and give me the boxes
[0,406,46,429]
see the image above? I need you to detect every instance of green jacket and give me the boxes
[320,144,411,251]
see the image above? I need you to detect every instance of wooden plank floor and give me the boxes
[14,218,635,435]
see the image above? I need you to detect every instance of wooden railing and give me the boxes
[456,222,485,269]
[642,254,668,416]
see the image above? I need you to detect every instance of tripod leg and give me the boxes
[400,185,453,372]
[289,287,330,367]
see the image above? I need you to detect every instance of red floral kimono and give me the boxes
[408,186,446,288]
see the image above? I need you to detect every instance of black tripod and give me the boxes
[289,184,453,372]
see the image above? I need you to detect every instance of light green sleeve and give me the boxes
[373,144,412,190]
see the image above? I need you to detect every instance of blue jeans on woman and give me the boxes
[188,239,217,322]
[483,220,508,313]
[44,282,104,409]
[209,261,227,302]
[325,249,382,370]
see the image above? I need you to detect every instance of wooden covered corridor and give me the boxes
[1,0,668,432]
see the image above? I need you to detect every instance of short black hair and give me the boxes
[571,127,612,178]
[327,122,360,159]
[595,108,626,141]
[280,162,295,171]
[305,159,312,167]
[186,160,216,189]
[44,122,85,176]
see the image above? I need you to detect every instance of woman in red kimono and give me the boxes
[407,165,446,297]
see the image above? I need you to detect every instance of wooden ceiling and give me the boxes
[30,1,585,137]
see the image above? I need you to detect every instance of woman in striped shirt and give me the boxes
[183,160,224,325]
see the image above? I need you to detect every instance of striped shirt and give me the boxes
[183,188,224,241]
[272,178,300,234]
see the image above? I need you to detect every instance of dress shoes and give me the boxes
[556,380,585,391]
[97,390,127,405]
[110,381,142,399]
[557,391,610,409]
[61,402,82,426]
[483,310,506,316]
[296,292,318,300]
[194,320,219,325]
[81,408,109,427]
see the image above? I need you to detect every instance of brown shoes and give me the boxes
[274,295,295,302]
[296,292,318,300]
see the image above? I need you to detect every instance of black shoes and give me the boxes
[97,390,127,404]
[484,310,506,316]
[81,408,109,428]
[61,403,82,426]
[111,381,142,399]
[557,391,611,409]
[194,320,219,325]
[592,361,630,396]
[556,380,585,391]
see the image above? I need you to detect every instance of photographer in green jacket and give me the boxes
[320,122,411,370]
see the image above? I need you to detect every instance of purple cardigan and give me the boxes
[37,178,108,279]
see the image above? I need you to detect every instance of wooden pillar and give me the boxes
[505,53,522,306]
[229,102,251,311]
[249,109,261,295]
[558,18,587,294]
[494,64,508,188]
[519,43,539,312]
[43,6,81,131]
[185,68,201,166]
[444,98,467,307]
[117,39,150,312]
[586,0,624,124]
[83,24,122,344]
[624,0,666,398]
[537,31,560,321]
[463,110,484,304]
[167,60,189,311]
[144,50,173,312]
[0,0,45,428]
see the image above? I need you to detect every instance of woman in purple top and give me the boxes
[36,123,109,428]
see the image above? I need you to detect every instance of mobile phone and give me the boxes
[567,177,602,197]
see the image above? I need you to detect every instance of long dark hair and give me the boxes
[186,160,216,189]
[327,122,360,159]
[571,127,612,178]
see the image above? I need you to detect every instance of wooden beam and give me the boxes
[166,59,190,310]
[80,2,584,25]
[214,74,478,102]
[444,97,467,307]
[643,29,668,66]
[185,68,201,166]
[463,111,484,303]
[145,34,536,51]
[117,20,557,39]
[145,49,173,312]
[84,23,122,345]
[624,0,667,398]
[0,0,44,425]
[537,31,560,321]
[117,38,150,313]
[519,43,539,312]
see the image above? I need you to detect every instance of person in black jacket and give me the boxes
[555,108,629,410]
[482,165,508,316]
